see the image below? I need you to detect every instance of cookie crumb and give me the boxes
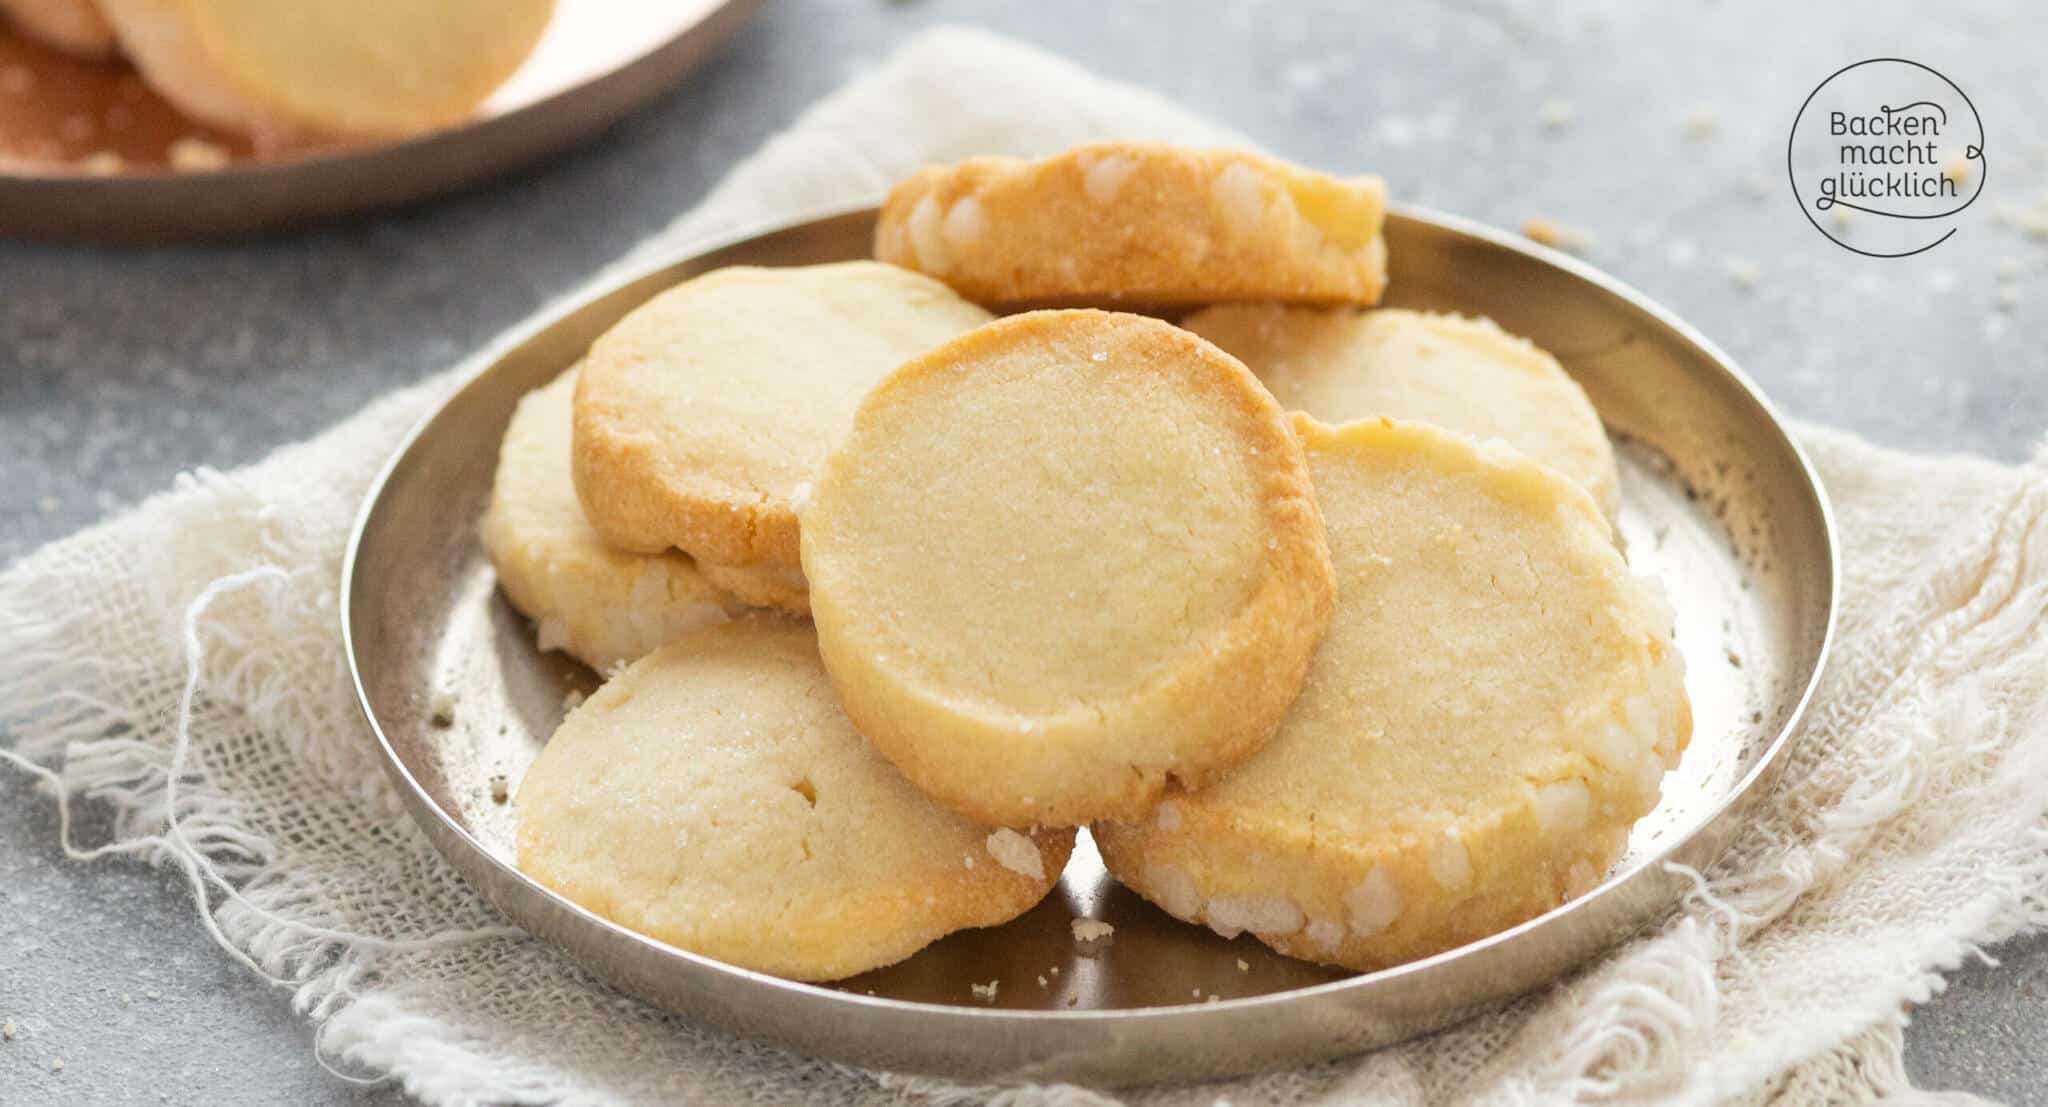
[1681,108,1718,140]
[1725,257,1762,291]
[1537,98,1574,130]
[1,1020,16,1041]
[1036,975,1048,988]
[1996,284,2020,312]
[985,828,1045,880]
[1236,958,1250,972]
[1071,918,1115,943]
[970,980,999,1002]
[78,151,126,176]
[1941,151,1973,187]
[50,1056,65,1073]
[489,775,510,804]
[562,689,586,714]
[168,137,232,172]
[1521,217,1592,253]
[428,690,459,726]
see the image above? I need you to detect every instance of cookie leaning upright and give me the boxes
[517,617,1074,983]
[1094,416,1690,973]
[800,309,1336,828]
[875,142,1389,306]
[1183,306,1622,516]
[572,262,994,614]
[481,368,742,674]
[95,0,554,137]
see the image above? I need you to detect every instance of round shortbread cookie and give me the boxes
[481,369,741,674]
[874,142,1389,306]
[1182,306,1621,516]
[572,262,994,577]
[801,309,1337,828]
[96,0,552,137]
[1094,416,1690,973]
[516,617,1075,982]
[1,0,116,56]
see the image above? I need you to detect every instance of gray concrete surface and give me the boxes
[3,0,2044,1102]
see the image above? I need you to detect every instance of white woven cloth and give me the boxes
[4,27,2045,1107]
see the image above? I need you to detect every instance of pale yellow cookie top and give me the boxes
[573,261,994,566]
[1094,416,1688,970]
[874,141,1389,305]
[480,369,738,673]
[1182,306,1621,515]
[802,309,1334,826]
[1183,415,1675,838]
[515,616,1073,983]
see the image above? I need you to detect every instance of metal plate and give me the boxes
[0,0,759,240]
[343,206,1838,1085]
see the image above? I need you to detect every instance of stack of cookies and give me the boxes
[492,142,1691,985]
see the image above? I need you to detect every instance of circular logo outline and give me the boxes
[1787,57,1986,258]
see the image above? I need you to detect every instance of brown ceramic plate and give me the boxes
[0,0,760,240]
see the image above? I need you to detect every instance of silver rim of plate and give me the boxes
[341,204,1840,1086]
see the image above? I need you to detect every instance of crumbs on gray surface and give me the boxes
[50,1055,65,1073]
[1726,257,1762,291]
[1522,216,1592,253]
[2,1019,16,1041]
[1537,98,1573,130]
[1681,107,1718,140]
